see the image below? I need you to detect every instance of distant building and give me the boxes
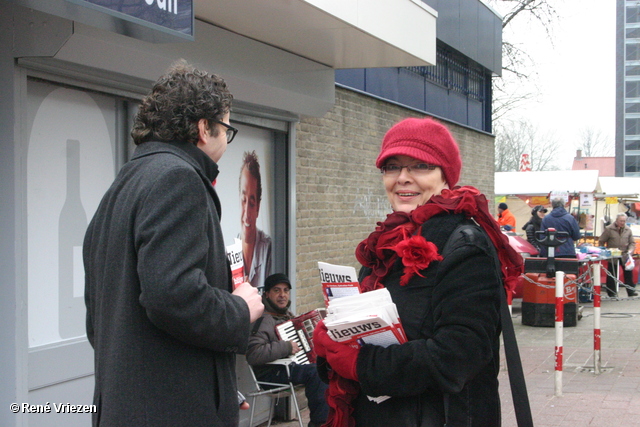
[572,150,616,176]
[617,0,640,175]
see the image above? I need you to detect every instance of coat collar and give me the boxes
[132,141,223,218]
[132,141,219,182]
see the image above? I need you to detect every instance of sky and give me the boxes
[494,0,616,170]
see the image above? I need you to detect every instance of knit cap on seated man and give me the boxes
[264,273,291,293]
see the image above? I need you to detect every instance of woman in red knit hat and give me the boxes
[313,117,523,426]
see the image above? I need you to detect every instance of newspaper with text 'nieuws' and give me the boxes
[318,261,360,306]
[324,287,407,403]
[226,238,244,290]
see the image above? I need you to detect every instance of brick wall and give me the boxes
[293,87,495,314]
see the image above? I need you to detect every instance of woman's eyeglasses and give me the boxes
[380,163,438,176]
[212,119,238,144]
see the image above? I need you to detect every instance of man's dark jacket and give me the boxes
[84,141,251,426]
[246,295,295,377]
[540,206,581,257]
[351,213,503,426]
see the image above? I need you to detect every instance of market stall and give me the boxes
[495,170,600,237]
[495,172,640,305]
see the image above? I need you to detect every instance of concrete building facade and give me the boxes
[617,0,640,175]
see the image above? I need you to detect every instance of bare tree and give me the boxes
[576,127,614,157]
[487,0,559,121]
[498,0,557,30]
[494,119,560,171]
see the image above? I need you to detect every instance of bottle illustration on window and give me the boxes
[58,139,88,338]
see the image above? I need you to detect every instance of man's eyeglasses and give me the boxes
[380,163,438,176]
[212,119,238,144]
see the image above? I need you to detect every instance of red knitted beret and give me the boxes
[376,117,462,187]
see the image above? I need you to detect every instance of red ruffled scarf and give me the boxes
[322,186,523,427]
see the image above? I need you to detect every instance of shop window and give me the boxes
[26,78,136,346]
[217,123,281,291]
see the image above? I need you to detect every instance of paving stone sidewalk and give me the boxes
[500,297,640,427]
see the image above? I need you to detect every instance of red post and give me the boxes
[555,271,564,396]
[593,263,602,374]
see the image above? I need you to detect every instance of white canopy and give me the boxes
[596,177,640,198]
[494,170,600,196]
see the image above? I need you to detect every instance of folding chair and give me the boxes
[241,356,303,427]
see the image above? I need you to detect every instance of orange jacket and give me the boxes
[497,209,516,229]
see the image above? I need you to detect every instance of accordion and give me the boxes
[275,309,324,364]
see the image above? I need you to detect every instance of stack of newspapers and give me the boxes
[324,287,407,403]
[324,287,407,349]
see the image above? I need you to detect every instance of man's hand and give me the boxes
[233,282,264,323]
[290,341,301,355]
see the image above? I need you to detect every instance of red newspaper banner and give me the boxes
[226,238,245,289]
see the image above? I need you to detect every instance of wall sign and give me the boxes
[580,192,594,208]
[71,0,194,38]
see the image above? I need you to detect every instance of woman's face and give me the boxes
[382,155,448,214]
[536,210,546,219]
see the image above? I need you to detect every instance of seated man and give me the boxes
[246,273,328,427]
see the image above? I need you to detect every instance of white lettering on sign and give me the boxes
[145,0,178,14]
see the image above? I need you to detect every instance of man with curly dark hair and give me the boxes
[84,60,264,426]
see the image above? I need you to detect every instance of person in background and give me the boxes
[625,202,639,224]
[522,205,548,254]
[598,212,637,297]
[312,117,523,426]
[84,60,263,427]
[540,197,581,259]
[239,150,272,289]
[497,202,516,231]
[246,273,329,427]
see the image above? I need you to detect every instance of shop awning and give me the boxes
[195,0,438,69]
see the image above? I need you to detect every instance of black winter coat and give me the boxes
[522,216,542,252]
[84,142,251,426]
[354,213,503,427]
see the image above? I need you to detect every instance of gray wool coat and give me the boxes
[84,141,251,426]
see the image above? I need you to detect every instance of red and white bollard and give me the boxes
[555,271,564,397]
[592,263,602,374]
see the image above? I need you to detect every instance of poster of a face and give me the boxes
[218,123,273,290]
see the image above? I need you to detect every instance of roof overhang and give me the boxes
[195,0,437,69]
[495,170,601,196]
